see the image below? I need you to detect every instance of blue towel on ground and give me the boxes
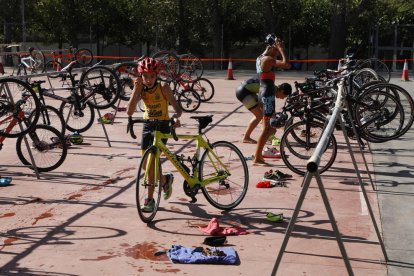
[167,245,238,264]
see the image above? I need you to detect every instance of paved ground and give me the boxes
[0,68,413,275]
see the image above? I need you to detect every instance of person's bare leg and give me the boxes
[242,106,262,144]
[253,118,275,164]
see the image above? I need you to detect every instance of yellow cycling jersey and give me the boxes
[142,83,169,120]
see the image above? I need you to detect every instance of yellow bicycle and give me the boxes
[127,115,249,223]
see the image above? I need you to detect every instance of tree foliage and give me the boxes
[1,0,412,62]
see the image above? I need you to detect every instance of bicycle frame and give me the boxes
[143,129,231,189]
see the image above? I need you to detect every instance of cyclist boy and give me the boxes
[235,77,292,145]
[127,57,182,212]
[254,34,291,164]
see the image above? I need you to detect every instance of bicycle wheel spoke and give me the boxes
[280,121,337,175]
[200,141,248,210]
[16,125,68,172]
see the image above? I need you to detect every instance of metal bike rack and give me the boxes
[271,80,388,275]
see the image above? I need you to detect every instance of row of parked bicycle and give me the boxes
[0,49,214,173]
[274,55,413,175]
[2,47,215,112]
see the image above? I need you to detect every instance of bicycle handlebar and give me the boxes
[127,117,178,141]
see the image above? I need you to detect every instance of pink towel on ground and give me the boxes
[198,218,248,236]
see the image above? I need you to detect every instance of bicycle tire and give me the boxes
[16,124,68,172]
[191,78,214,102]
[32,49,46,73]
[136,146,162,223]
[179,53,204,82]
[362,83,414,141]
[280,120,337,175]
[151,50,180,82]
[75,48,93,67]
[0,78,40,138]
[79,65,121,110]
[29,105,66,136]
[178,89,201,112]
[351,68,379,94]
[59,100,95,133]
[357,58,391,83]
[354,88,406,142]
[114,62,138,101]
[43,60,62,77]
[200,141,249,210]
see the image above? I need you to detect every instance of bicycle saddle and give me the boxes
[61,60,77,72]
[190,115,213,132]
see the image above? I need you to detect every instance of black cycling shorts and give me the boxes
[141,120,170,150]
[258,79,276,118]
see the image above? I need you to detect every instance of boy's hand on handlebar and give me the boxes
[172,118,181,128]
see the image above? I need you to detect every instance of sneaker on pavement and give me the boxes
[141,198,155,213]
[163,173,174,200]
[262,147,281,158]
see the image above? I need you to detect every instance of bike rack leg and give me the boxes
[271,172,354,276]
[111,98,122,125]
[93,95,111,147]
[344,100,376,191]
[338,111,388,262]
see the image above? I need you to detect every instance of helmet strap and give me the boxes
[143,82,157,92]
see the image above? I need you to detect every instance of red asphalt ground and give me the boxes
[0,70,386,275]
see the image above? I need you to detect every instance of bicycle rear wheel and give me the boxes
[31,49,46,73]
[191,78,215,102]
[200,141,249,210]
[43,60,62,77]
[0,78,40,138]
[362,83,414,140]
[179,53,203,82]
[16,124,68,172]
[280,121,337,175]
[113,62,137,101]
[151,50,180,82]
[75,48,93,67]
[357,58,391,83]
[59,101,95,133]
[354,88,405,142]
[178,89,201,112]
[79,65,121,109]
[136,146,162,223]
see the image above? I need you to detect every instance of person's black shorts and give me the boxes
[141,120,170,150]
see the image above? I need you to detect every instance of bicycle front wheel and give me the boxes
[0,78,40,138]
[280,121,337,175]
[29,105,66,136]
[79,65,121,109]
[136,146,162,223]
[200,141,249,210]
[191,78,215,102]
[178,89,201,112]
[16,124,68,172]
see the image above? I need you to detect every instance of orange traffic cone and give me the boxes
[226,59,235,80]
[401,59,410,81]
